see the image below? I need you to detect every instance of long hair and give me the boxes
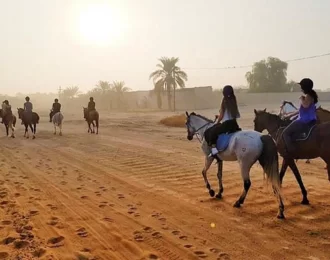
[304,89,318,104]
[221,85,240,118]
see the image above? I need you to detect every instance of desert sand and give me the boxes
[0,105,329,260]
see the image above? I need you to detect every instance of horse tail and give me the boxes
[258,135,281,195]
[35,113,40,124]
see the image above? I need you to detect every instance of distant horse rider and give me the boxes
[50,98,61,122]
[1,100,12,124]
[87,97,96,119]
[22,96,33,124]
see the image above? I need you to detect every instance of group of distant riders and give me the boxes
[1,96,97,125]
[0,78,319,155]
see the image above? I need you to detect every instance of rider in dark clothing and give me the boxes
[88,97,96,112]
[1,100,12,124]
[22,96,33,124]
[50,98,61,122]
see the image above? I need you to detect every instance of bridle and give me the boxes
[186,116,215,143]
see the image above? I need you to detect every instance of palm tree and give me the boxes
[111,81,131,109]
[62,86,80,99]
[149,57,188,111]
[95,80,111,94]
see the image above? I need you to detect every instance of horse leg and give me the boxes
[96,119,99,134]
[59,123,62,136]
[54,123,56,135]
[202,156,215,197]
[92,121,95,134]
[279,159,289,185]
[25,124,29,138]
[5,125,9,137]
[287,159,309,205]
[233,161,251,208]
[31,124,35,139]
[215,159,224,199]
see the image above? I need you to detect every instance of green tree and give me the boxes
[149,57,188,111]
[245,57,288,93]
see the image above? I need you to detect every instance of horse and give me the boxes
[17,108,39,139]
[0,109,16,138]
[50,110,64,136]
[253,109,330,205]
[83,107,99,134]
[185,111,285,219]
[279,101,330,167]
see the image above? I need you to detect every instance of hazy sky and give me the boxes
[1,0,330,95]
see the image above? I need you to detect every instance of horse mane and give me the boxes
[256,110,287,126]
[190,112,213,123]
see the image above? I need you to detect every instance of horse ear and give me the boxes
[185,111,189,117]
[263,108,266,112]
[254,109,257,115]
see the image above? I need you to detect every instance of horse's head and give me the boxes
[253,108,269,132]
[185,111,213,141]
[83,107,88,118]
[17,108,24,119]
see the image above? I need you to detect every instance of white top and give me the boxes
[222,108,240,122]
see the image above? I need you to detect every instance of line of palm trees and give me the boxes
[60,57,188,111]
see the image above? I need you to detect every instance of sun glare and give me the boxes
[78,4,121,46]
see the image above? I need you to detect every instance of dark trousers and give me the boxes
[282,119,315,152]
[205,119,241,146]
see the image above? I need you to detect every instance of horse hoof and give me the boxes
[215,193,222,199]
[301,199,309,205]
[32,136,35,139]
[59,132,62,136]
[54,132,56,135]
[277,213,285,219]
[233,201,241,208]
[209,189,215,197]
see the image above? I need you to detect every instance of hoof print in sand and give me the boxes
[76,228,88,238]
[32,248,47,257]
[151,232,162,239]
[13,240,30,249]
[47,236,65,247]
[117,194,125,199]
[2,237,16,245]
[194,251,208,258]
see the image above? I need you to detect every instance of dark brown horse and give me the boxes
[254,109,330,205]
[0,109,16,138]
[17,108,39,139]
[83,107,99,134]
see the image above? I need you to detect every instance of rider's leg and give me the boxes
[282,120,305,154]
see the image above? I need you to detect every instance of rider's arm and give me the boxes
[217,108,224,123]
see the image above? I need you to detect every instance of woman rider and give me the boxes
[282,78,318,154]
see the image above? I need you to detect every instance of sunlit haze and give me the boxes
[1,0,330,95]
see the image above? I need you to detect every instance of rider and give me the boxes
[23,96,33,124]
[282,78,318,154]
[205,85,241,156]
[1,100,12,124]
[50,98,61,122]
[87,97,96,119]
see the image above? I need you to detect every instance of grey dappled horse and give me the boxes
[185,111,285,219]
[51,111,64,136]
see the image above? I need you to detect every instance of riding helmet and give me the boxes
[223,85,234,97]
[298,78,313,92]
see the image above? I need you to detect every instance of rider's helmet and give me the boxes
[4,100,9,105]
[25,96,30,101]
[299,78,313,93]
[54,98,58,102]
[90,97,94,101]
[222,85,234,98]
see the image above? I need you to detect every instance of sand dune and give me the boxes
[0,110,329,260]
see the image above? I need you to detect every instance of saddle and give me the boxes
[280,121,316,142]
[215,133,235,152]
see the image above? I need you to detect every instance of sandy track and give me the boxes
[0,113,330,260]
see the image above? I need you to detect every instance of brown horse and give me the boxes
[254,109,330,205]
[83,107,99,134]
[17,108,39,139]
[0,109,16,138]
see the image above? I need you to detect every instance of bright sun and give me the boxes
[78,4,121,46]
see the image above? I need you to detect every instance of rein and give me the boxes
[187,118,215,143]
